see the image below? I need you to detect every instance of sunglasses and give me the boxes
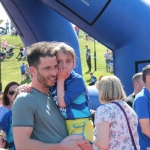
[8,91,15,95]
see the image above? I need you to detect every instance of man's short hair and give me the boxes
[142,65,150,83]
[26,42,60,69]
[132,72,142,84]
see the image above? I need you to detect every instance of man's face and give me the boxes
[137,78,145,93]
[35,56,58,87]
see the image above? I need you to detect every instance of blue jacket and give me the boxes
[51,71,91,120]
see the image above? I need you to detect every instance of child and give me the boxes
[89,73,97,86]
[51,43,94,143]
[20,63,25,81]
[0,130,9,149]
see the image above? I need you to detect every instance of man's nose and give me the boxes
[51,68,58,76]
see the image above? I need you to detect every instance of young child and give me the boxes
[89,73,97,86]
[0,130,9,149]
[51,43,94,143]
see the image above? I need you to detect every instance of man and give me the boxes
[89,72,97,86]
[125,72,144,107]
[85,45,91,72]
[5,20,9,34]
[12,42,92,150]
[133,65,150,150]
[104,49,110,72]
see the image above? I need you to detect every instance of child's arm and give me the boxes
[57,67,69,108]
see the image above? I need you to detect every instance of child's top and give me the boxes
[51,71,91,120]
[91,75,97,83]
[20,64,25,73]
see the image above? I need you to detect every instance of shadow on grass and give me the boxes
[85,70,91,74]
[16,57,26,62]
[86,79,91,82]
[20,77,32,85]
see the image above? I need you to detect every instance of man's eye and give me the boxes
[55,65,58,69]
[57,61,62,64]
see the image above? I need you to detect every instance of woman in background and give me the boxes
[94,76,140,150]
[0,82,19,123]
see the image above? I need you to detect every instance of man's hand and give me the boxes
[78,139,93,150]
[60,140,93,150]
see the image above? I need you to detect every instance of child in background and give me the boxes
[89,73,97,86]
[20,63,25,81]
[0,130,9,149]
[52,43,94,143]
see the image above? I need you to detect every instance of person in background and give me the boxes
[12,41,92,150]
[25,64,31,79]
[74,26,79,37]
[133,65,150,149]
[109,51,113,73]
[89,72,97,86]
[0,130,10,149]
[94,76,140,150]
[5,20,9,34]
[1,87,20,150]
[0,82,19,125]
[125,72,144,107]
[104,49,110,72]
[85,45,91,73]
[16,47,24,59]
[20,63,25,81]
[1,38,7,50]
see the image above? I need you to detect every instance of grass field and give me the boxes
[0,32,112,91]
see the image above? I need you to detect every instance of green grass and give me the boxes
[0,32,112,91]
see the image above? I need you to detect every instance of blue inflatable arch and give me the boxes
[1,0,150,109]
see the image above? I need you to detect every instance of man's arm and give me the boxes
[13,127,85,150]
[139,119,150,138]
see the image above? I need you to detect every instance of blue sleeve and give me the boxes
[133,96,149,119]
[64,77,87,106]
[1,110,11,135]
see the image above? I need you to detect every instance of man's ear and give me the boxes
[134,82,138,88]
[30,66,35,74]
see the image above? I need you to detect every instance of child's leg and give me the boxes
[66,118,94,143]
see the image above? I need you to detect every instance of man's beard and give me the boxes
[37,71,49,88]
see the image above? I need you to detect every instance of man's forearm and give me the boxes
[15,138,69,150]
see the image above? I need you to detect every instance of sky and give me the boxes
[0,3,10,27]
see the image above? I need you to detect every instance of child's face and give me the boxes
[56,51,74,74]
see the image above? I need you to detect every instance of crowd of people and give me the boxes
[0,41,150,150]
[0,20,18,36]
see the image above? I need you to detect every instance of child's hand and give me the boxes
[18,84,32,93]
[57,67,69,81]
